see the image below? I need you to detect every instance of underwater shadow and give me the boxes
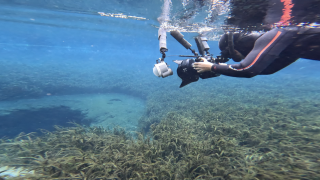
[0,106,90,138]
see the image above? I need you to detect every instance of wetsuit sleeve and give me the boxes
[211,28,298,78]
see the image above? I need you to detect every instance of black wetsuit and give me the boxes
[212,0,320,78]
[212,27,320,77]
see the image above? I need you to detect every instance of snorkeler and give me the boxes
[193,0,320,77]
[193,27,320,77]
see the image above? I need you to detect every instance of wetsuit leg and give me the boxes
[212,28,299,78]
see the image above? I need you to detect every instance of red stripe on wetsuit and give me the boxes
[230,31,282,71]
[279,0,294,26]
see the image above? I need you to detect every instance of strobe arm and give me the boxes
[158,28,168,61]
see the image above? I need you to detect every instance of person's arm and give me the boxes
[195,28,299,78]
[214,28,300,77]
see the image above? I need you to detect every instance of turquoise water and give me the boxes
[0,1,320,179]
[1,0,320,132]
[0,0,319,135]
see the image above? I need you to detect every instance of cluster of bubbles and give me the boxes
[159,0,230,41]
[97,0,230,41]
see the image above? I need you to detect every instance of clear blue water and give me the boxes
[0,1,320,179]
[0,0,319,136]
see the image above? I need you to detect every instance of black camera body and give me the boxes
[175,57,220,88]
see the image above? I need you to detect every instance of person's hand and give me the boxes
[193,58,213,73]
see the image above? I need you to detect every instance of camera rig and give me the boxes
[170,30,229,64]
[153,29,229,87]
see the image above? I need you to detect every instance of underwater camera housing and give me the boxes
[170,31,220,88]
[154,29,230,87]
[171,31,229,88]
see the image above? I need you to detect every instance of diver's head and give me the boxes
[219,32,262,62]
